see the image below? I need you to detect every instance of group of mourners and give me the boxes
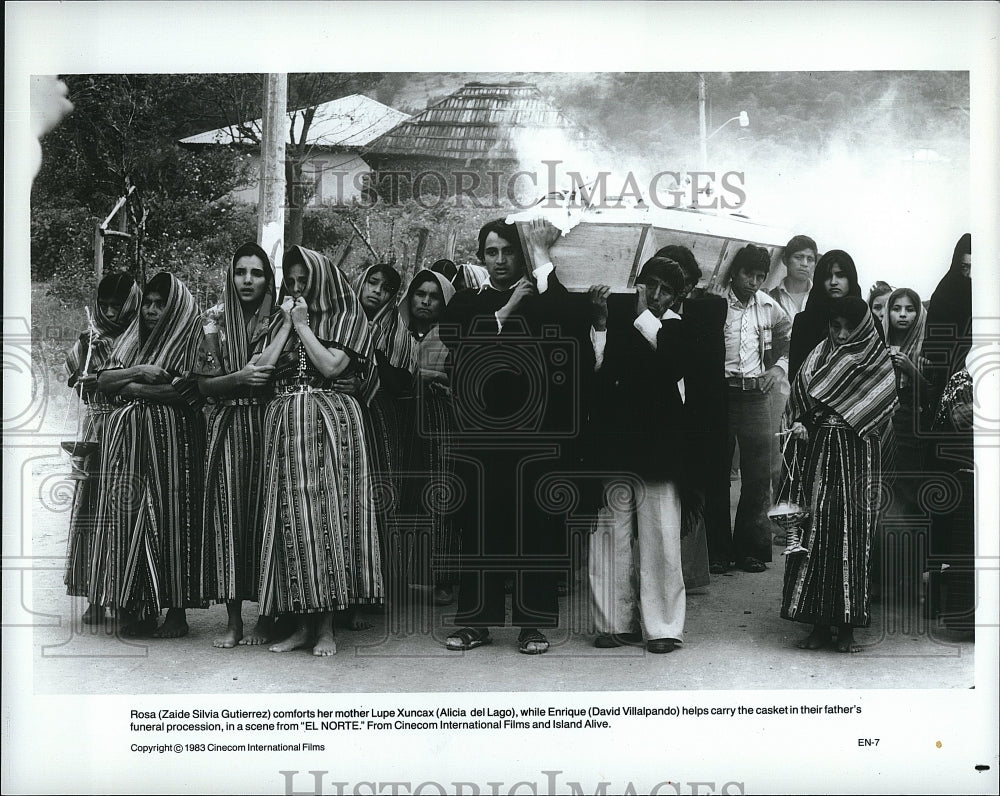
[62,216,975,658]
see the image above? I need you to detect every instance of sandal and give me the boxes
[445,627,492,651]
[518,628,550,655]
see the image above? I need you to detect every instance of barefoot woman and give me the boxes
[90,272,207,638]
[781,295,898,653]
[197,242,284,647]
[259,246,381,656]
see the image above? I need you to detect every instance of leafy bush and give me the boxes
[30,205,97,284]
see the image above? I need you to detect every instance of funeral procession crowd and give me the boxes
[61,216,975,659]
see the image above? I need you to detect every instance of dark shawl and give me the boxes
[924,234,972,408]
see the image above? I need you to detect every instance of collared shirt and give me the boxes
[482,261,554,333]
[724,289,764,377]
[769,279,811,321]
[722,288,791,379]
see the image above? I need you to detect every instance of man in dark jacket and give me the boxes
[585,257,688,654]
[439,217,592,655]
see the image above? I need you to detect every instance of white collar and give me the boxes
[478,275,527,294]
[727,288,758,308]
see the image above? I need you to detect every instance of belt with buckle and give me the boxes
[726,375,763,391]
[276,384,333,396]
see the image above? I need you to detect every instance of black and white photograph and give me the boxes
[4,2,998,794]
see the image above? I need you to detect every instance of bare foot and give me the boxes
[239,616,276,646]
[81,603,106,625]
[153,608,189,639]
[796,625,831,650]
[313,630,337,657]
[213,622,243,649]
[836,626,862,653]
[269,627,312,653]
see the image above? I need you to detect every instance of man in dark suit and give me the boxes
[439,217,592,655]
[585,257,689,654]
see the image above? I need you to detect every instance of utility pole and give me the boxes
[259,73,288,285]
[698,73,708,171]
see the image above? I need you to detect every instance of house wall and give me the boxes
[228,152,373,206]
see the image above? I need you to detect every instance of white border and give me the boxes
[5,2,999,794]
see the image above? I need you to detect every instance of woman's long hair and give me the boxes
[882,286,926,362]
[217,241,276,373]
[805,250,862,312]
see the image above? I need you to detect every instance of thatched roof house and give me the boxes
[363,82,592,204]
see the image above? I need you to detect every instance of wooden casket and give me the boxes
[510,205,791,294]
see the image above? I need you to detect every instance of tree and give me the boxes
[196,72,385,245]
[32,74,254,304]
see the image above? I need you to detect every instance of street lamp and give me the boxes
[698,74,749,169]
[700,110,750,168]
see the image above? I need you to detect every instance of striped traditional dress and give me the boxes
[258,246,382,615]
[89,272,207,620]
[780,299,898,628]
[353,265,415,590]
[396,270,461,588]
[64,274,142,596]
[197,242,276,604]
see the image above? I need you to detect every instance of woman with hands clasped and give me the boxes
[257,246,381,657]
[196,243,285,649]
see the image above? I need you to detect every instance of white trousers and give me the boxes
[588,478,686,641]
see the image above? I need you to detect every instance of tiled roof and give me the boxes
[180,94,410,148]
[365,82,589,161]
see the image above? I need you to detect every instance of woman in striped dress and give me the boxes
[197,242,284,648]
[880,287,931,602]
[397,269,459,606]
[781,296,898,653]
[90,272,207,638]
[353,264,414,611]
[259,246,380,657]
[64,273,142,623]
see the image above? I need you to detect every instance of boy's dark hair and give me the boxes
[476,219,525,264]
[636,256,686,296]
[729,244,772,280]
[654,244,700,287]
[781,235,818,263]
